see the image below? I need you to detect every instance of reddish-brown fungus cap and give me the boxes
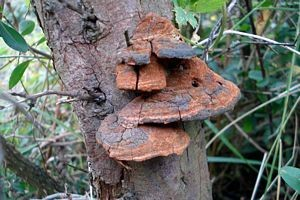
[118,57,241,127]
[137,56,166,91]
[116,56,167,92]
[131,13,196,59]
[96,114,190,161]
[116,63,137,91]
[132,13,180,41]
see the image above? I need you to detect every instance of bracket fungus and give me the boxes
[116,13,197,92]
[118,57,241,126]
[97,13,240,162]
[96,114,190,161]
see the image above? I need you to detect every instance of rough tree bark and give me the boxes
[32,0,212,199]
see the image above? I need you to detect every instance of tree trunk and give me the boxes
[32,0,212,199]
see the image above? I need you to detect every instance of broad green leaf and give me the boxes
[174,6,197,28]
[20,20,35,35]
[0,21,29,52]
[189,0,227,13]
[256,78,269,88]
[187,12,197,28]
[9,60,31,89]
[280,166,300,193]
[248,70,263,82]
[174,6,188,26]
[261,0,272,7]
[242,117,254,132]
[239,24,251,32]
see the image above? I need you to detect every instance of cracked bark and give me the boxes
[32,0,212,199]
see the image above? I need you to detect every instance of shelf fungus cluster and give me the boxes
[96,13,241,162]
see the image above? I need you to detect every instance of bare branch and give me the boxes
[29,46,52,59]
[31,192,89,200]
[10,89,105,106]
[0,135,64,195]
[223,30,300,56]
[195,30,300,56]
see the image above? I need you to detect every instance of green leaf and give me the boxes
[19,20,35,35]
[189,0,227,13]
[0,21,29,52]
[261,0,272,7]
[256,78,269,88]
[174,6,198,28]
[174,6,188,26]
[280,166,300,193]
[36,36,46,46]
[9,60,31,89]
[248,70,263,82]
[187,12,197,28]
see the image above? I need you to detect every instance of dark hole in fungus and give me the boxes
[192,79,199,87]
[217,81,223,86]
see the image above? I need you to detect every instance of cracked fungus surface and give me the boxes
[118,57,241,127]
[116,56,166,92]
[96,114,190,161]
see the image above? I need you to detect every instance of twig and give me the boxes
[241,40,295,46]
[29,46,52,59]
[10,90,103,105]
[0,90,43,131]
[225,113,266,153]
[88,162,94,200]
[39,133,73,149]
[50,140,83,146]
[5,2,18,28]
[251,152,268,200]
[57,98,80,104]
[192,14,201,36]
[31,192,89,200]
[67,163,88,173]
[0,135,64,195]
[197,29,300,55]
